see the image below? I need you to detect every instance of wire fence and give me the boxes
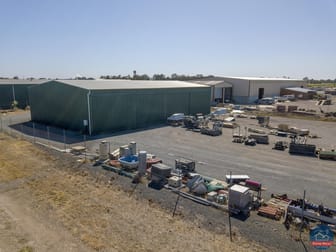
[0,114,89,152]
[0,114,162,161]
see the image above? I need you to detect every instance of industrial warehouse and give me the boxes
[28,79,211,134]
[194,76,305,104]
[0,79,46,109]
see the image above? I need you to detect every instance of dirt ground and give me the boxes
[0,133,270,252]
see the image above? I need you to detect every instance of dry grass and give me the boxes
[27,163,269,252]
[0,134,52,182]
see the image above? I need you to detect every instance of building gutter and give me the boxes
[87,90,92,135]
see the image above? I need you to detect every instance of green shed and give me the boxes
[0,79,46,109]
[28,80,211,134]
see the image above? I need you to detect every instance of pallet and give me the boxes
[258,206,282,220]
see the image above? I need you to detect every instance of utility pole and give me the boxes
[228,171,233,242]
[300,190,306,240]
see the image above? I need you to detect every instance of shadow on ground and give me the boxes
[9,121,168,144]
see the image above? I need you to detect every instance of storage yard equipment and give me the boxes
[186,175,208,195]
[276,131,288,137]
[258,206,282,220]
[151,163,172,185]
[245,180,262,191]
[175,158,195,174]
[289,143,316,156]
[287,105,298,112]
[248,128,266,134]
[256,116,270,127]
[228,184,252,216]
[183,116,201,129]
[71,146,86,155]
[244,138,257,146]
[168,176,182,187]
[273,141,288,151]
[207,191,218,202]
[278,124,289,132]
[288,205,336,225]
[200,125,222,136]
[225,175,250,184]
[276,105,286,112]
[248,134,269,144]
[319,151,336,160]
[167,113,185,126]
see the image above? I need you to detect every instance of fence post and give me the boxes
[228,171,233,242]
[9,118,12,135]
[84,134,87,161]
[20,124,24,139]
[63,129,66,151]
[33,122,36,143]
[47,126,50,147]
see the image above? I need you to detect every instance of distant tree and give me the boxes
[303,77,309,82]
[152,74,166,80]
[139,74,150,80]
[13,76,19,79]
[121,75,131,79]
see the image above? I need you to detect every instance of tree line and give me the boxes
[303,77,336,84]
[1,75,335,83]
[100,73,214,81]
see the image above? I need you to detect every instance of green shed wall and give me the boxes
[90,87,210,133]
[29,81,89,131]
[0,85,13,109]
[0,84,33,109]
[29,81,210,134]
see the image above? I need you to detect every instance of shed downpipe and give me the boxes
[12,85,16,102]
[87,90,92,135]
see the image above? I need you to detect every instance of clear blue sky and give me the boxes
[0,0,335,79]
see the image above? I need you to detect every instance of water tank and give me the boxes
[124,147,131,157]
[129,141,137,155]
[138,151,147,175]
[119,145,128,157]
[99,141,109,160]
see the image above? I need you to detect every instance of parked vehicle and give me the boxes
[257,97,275,105]
[210,108,228,118]
[167,113,185,126]
[282,94,295,101]
[273,96,288,102]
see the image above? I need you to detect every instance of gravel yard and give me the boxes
[1,109,336,251]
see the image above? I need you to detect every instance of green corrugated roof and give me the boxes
[51,79,208,90]
[0,79,47,85]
